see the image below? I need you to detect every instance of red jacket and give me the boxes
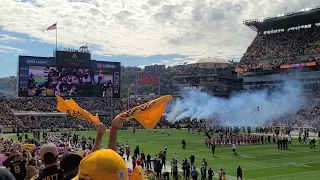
[136,159,141,166]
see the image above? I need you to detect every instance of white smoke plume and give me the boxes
[166,82,306,126]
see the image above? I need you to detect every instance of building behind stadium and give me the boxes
[172,57,242,97]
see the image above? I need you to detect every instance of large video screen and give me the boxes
[91,69,114,97]
[27,66,96,97]
[18,56,121,98]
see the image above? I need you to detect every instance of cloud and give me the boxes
[0,34,25,42]
[0,0,319,60]
[0,45,26,54]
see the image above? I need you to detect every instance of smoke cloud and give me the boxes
[166,82,306,126]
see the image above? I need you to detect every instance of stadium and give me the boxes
[172,57,241,97]
[0,5,320,180]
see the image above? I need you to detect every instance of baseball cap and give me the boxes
[40,143,58,164]
[60,153,82,172]
[72,149,128,180]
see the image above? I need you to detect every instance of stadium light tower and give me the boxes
[79,45,90,53]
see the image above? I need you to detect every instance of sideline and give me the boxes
[1,133,15,139]
[249,169,320,180]
[125,156,243,180]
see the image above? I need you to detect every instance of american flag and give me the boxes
[47,23,57,31]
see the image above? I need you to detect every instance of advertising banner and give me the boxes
[137,74,159,85]
[280,65,291,69]
[19,56,55,66]
[235,67,248,73]
[18,65,29,89]
[235,67,243,72]
[291,63,305,68]
[305,62,317,67]
[93,61,121,71]
[55,51,91,67]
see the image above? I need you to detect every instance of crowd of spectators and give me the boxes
[239,26,320,69]
[0,100,18,126]
[0,96,171,131]
[4,98,116,113]
[0,94,319,130]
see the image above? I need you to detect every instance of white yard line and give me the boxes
[249,169,320,180]
[224,160,320,171]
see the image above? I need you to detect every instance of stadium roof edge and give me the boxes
[243,6,320,32]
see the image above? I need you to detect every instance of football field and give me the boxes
[8,129,320,179]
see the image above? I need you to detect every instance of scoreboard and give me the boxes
[17,51,121,98]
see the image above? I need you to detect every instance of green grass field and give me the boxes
[7,129,320,180]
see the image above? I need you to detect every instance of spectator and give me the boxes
[33,143,63,180]
[72,149,127,180]
[25,166,38,180]
[237,166,242,180]
[219,168,225,180]
[239,26,320,70]
[60,153,82,180]
[0,167,16,180]
[208,167,214,180]
[191,167,198,180]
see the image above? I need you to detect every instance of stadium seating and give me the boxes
[0,96,170,130]
[240,26,320,69]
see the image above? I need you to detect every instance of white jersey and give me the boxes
[173,153,178,160]
[232,143,236,150]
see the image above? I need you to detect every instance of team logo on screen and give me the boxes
[64,53,84,65]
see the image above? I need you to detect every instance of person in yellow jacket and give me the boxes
[219,168,226,180]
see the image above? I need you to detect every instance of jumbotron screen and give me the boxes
[18,53,120,98]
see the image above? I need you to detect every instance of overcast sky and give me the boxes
[0,0,319,77]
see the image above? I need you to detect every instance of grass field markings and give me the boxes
[6,131,320,179]
[211,154,320,168]
[213,143,312,150]
[253,154,320,163]
[148,141,160,144]
[215,148,320,158]
[249,169,320,180]
[147,141,179,148]
[168,145,178,147]
[219,162,319,174]
[218,148,319,158]
[234,160,320,171]
[280,162,311,168]
[241,154,320,165]
[279,174,320,180]
[239,155,256,159]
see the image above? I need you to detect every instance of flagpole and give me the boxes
[55,22,58,51]
[127,88,130,110]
